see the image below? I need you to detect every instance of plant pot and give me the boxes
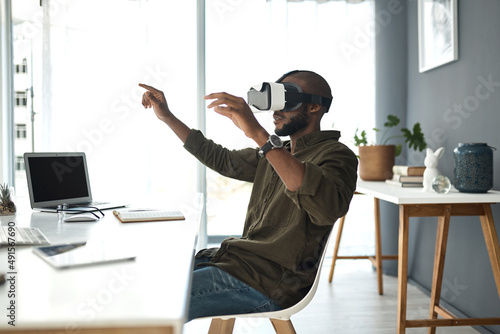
[358,145,395,181]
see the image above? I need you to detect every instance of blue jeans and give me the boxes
[187,255,282,322]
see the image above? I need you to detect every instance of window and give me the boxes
[11,0,198,208]
[15,124,27,139]
[15,91,27,107]
[15,58,27,74]
[6,1,376,250]
[15,156,25,172]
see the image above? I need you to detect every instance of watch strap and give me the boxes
[259,135,283,157]
[258,141,274,157]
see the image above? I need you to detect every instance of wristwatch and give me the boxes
[259,134,283,157]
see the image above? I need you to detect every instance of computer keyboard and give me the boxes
[0,226,50,246]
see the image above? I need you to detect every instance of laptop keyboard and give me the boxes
[67,201,108,208]
[0,227,50,246]
[45,201,109,210]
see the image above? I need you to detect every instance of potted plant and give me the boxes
[354,115,427,181]
[0,183,16,215]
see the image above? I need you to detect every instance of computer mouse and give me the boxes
[63,213,99,222]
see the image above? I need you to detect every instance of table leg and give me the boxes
[428,205,451,334]
[328,215,346,283]
[397,205,410,334]
[374,197,383,295]
[479,204,500,298]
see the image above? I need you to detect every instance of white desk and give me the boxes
[356,180,500,333]
[0,203,200,334]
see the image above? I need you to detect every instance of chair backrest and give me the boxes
[271,230,333,318]
[226,230,333,321]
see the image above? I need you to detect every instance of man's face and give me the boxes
[273,103,310,137]
[273,76,311,137]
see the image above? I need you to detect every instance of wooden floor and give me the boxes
[184,259,480,334]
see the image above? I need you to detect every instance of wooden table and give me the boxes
[356,180,500,333]
[0,202,201,334]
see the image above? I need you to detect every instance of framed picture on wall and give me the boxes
[418,0,458,73]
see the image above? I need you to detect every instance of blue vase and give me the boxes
[453,143,495,193]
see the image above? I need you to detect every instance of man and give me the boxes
[139,70,358,321]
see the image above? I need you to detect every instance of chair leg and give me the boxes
[328,215,346,283]
[208,318,235,334]
[270,319,297,334]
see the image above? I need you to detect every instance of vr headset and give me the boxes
[247,74,332,112]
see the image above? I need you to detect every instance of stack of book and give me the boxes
[385,165,426,187]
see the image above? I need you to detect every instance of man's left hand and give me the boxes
[205,92,267,143]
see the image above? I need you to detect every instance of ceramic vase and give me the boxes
[453,143,494,193]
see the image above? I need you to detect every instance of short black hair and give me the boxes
[278,70,333,112]
[276,70,332,99]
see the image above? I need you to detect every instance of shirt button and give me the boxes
[263,198,268,203]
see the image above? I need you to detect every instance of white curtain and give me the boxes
[41,0,52,150]
[204,0,376,251]
[36,0,376,251]
[264,0,376,256]
[266,0,375,149]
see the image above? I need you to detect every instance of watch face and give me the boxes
[270,135,283,147]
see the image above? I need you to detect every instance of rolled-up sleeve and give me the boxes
[285,144,358,226]
[183,129,260,183]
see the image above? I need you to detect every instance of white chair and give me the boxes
[206,231,333,334]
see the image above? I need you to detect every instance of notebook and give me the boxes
[113,209,185,223]
[24,152,127,212]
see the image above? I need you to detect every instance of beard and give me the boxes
[275,106,310,137]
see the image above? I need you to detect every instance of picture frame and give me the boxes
[418,0,458,73]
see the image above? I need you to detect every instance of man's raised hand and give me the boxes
[205,92,267,142]
[139,83,171,122]
[138,83,192,143]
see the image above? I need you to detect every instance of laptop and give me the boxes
[24,152,127,212]
[0,226,50,246]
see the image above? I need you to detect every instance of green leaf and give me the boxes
[384,115,400,128]
[354,128,368,146]
[395,144,402,157]
[352,115,427,153]
[402,123,427,152]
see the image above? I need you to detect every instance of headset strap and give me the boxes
[286,92,332,110]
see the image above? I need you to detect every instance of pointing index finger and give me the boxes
[138,83,160,93]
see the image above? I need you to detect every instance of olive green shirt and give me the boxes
[184,129,358,308]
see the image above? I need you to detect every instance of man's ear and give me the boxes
[308,103,322,113]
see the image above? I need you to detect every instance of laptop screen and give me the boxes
[24,153,92,207]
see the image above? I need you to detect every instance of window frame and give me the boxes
[1,0,15,186]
